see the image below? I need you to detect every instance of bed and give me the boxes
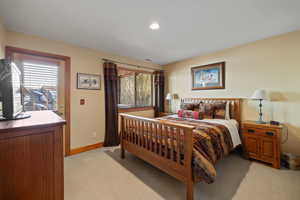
[120,98,242,200]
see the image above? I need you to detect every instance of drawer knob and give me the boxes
[265,131,274,136]
[248,129,255,133]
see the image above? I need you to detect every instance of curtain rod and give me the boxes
[101,58,161,71]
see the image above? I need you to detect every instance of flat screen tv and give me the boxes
[0,59,30,120]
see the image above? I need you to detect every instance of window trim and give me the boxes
[118,67,153,74]
[118,106,154,113]
[117,67,154,111]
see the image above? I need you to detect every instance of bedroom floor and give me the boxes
[65,148,300,200]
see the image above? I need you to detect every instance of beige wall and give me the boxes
[0,19,5,58]
[5,30,161,149]
[164,30,300,155]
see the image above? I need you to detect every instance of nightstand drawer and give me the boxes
[243,127,276,138]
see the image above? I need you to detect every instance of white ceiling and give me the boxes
[1,0,300,65]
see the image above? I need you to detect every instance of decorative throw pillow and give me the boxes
[178,110,184,117]
[198,102,215,119]
[225,101,231,120]
[193,103,200,112]
[180,103,195,110]
[178,110,202,120]
[213,102,226,119]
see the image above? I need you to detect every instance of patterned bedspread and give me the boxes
[158,116,240,184]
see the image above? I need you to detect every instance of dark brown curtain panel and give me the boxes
[103,61,120,146]
[154,70,165,117]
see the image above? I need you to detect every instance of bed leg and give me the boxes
[120,115,125,159]
[121,144,125,159]
[186,181,194,200]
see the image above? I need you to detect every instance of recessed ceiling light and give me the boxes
[149,22,160,30]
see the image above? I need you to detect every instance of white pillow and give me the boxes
[225,101,231,120]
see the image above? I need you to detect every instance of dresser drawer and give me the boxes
[242,127,276,138]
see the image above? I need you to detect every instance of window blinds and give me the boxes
[23,63,58,89]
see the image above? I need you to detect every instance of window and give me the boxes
[135,73,152,107]
[119,74,135,106]
[22,62,58,111]
[118,69,153,109]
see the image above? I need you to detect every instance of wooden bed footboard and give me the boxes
[120,113,196,200]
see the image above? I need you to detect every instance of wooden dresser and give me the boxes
[0,111,65,200]
[241,120,282,168]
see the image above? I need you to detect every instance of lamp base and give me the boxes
[256,120,267,124]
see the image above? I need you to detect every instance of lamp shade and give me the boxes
[251,89,268,100]
[166,93,172,100]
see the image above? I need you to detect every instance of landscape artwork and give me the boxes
[191,62,225,90]
[77,73,101,90]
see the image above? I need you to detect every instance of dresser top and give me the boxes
[242,120,283,129]
[0,111,66,133]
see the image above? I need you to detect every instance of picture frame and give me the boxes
[77,73,101,90]
[191,62,225,90]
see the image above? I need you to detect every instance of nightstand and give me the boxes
[241,121,283,168]
[158,112,176,117]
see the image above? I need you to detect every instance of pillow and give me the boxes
[193,104,200,112]
[178,109,202,120]
[213,102,226,119]
[180,103,195,110]
[198,102,215,119]
[225,101,231,120]
[178,110,184,117]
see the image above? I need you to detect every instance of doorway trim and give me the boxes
[5,46,72,156]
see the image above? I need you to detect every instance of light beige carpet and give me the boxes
[65,148,300,200]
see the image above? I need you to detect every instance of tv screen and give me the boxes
[11,62,23,116]
[0,59,23,119]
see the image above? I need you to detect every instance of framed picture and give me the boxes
[77,73,101,90]
[191,62,225,90]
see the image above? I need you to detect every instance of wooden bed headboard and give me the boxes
[181,98,242,125]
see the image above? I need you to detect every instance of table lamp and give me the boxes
[166,93,172,112]
[251,89,268,124]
